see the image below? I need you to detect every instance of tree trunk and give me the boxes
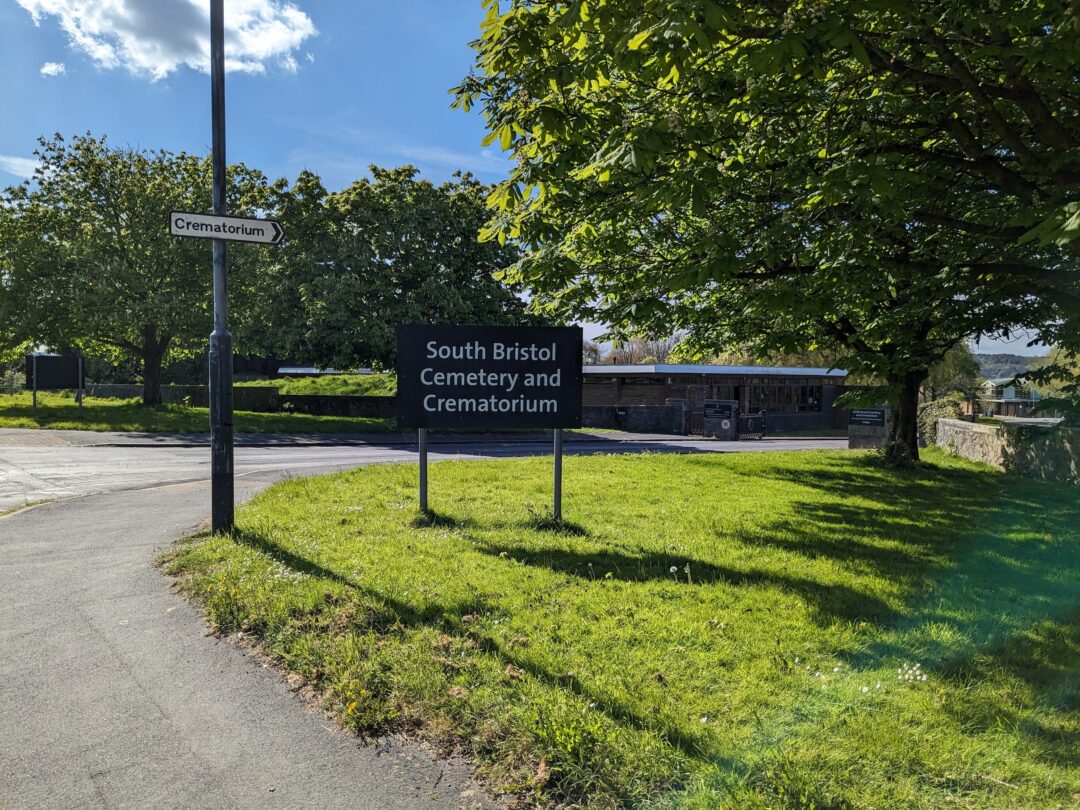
[140,327,171,406]
[884,370,924,465]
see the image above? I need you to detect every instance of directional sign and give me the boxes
[169,211,284,245]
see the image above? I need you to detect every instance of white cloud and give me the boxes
[40,61,66,76]
[16,0,317,81]
[0,155,39,178]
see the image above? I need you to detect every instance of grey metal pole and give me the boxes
[32,354,37,418]
[208,0,234,534]
[418,428,428,513]
[553,428,563,521]
[77,356,83,414]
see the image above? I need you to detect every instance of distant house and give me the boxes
[976,377,1042,417]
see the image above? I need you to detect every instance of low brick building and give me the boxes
[582,364,849,433]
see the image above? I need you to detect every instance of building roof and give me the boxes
[984,376,1028,386]
[583,364,848,378]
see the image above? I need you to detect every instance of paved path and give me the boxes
[0,431,848,808]
[1,478,493,809]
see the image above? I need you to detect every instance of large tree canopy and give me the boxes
[456,0,1080,460]
[0,134,269,404]
[1,138,534,402]
[239,166,535,370]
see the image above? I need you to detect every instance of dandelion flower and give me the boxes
[670,566,679,574]
[861,686,869,693]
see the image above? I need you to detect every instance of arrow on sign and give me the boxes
[169,211,284,245]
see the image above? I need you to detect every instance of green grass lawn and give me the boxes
[236,373,397,397]
[0,392,394,433]
[163,449,1079,808]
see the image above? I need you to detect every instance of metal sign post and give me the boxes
[208,0,233,534]
[77,357,83,414]
[32,354,37,418]
[166,5,283,533]
[553,428,563,521]
[418,428,429,513]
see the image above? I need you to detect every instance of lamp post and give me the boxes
[208,0,234,533]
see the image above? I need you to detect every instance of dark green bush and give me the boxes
[917,392,966,446]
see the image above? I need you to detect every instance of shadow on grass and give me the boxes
[227,524,722,769]
[230,528,487,627]
[931,611,1080,768]
[473,542,900,624]
[730,455,1080,708]
[410,510,476,529]
[522,514,590,536]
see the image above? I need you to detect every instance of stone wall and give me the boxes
[1001,423,1079,483]
[936,418,1079,484]
[936,419,1005,468]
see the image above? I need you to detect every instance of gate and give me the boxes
[687,385,708,435]
[737,411,766,439]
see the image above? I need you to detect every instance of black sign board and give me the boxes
[396,325,583,430]
[25,355,85,390]
[703,400,736,420]
[850,408,887,427]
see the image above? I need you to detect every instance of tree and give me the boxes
[239,167,535,370]
[582,339,607,364]
[1029,346,1080,422]
[607,333,683,364]
[0,134,269,404]
[925,343,981,401]
[456,0,1080,462]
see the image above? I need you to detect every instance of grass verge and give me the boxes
[0,392,394,433]
[163,449,1079,808]
[236,373,397,397]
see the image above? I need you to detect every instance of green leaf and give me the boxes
[627,29,651,50]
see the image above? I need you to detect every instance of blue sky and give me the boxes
[0,0,508,189]
[0,0,1048,356]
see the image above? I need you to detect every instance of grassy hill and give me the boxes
[973,353,1041,380]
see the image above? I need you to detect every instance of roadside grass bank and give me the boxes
[236,373,397,396]
[0,392,394,433]
[163,449,1079,808]
[0,499,51,517]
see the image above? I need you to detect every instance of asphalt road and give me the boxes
[0,431,847,513]
[0,431,847,808]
